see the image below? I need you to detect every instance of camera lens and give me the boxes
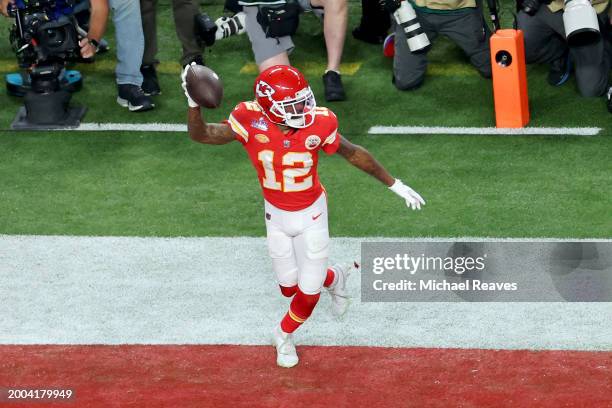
[42,28,67,48]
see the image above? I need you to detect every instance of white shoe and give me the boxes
[214,12,246,41]
[327,262,358,318]
[272,325,299,368]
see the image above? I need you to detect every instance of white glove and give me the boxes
[181,62,199,108]
[389,179,425,210]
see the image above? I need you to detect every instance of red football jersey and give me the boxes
[227,101,340,211]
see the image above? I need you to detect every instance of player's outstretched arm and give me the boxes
[337,135,425,210]
[187,107,235,145]
[337,135,395,186]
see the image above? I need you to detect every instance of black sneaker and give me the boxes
[606,86,612,113]
[141,64,161,96]
[184,55,205,68]
[548,51,571,86]
[352,25,386,45]
[117,84,155,112]
[322,70,346,102]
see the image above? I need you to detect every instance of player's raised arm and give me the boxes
[186,107,235,145]
[336,135,425,210]
[182,65,235,145]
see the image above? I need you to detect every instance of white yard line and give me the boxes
[368,126,602,136]
[47,123,604,136]
[65,123,188,132]
[0,235,610,350]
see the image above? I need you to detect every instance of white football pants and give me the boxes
[264,192,329,295]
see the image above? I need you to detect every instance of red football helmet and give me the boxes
[254,65,316,128]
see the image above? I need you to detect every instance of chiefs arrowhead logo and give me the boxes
[256,81,275,98]
[255,133,270,143]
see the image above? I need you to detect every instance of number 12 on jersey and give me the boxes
[257,150,314,192]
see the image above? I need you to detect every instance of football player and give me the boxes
[183,64,425,368]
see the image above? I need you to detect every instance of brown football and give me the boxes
[185,65,223,109]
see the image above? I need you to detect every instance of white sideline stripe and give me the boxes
[368,126,602,136]
[66,123,188,132]
[1,235,610,350]
[52,123,603,136]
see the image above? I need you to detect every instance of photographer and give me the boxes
[386,0,492,91]
[139,1,247,96]
[140,0,203,96]
[240,0,348,101]
[106,0,153,111]
[517,0,611,107]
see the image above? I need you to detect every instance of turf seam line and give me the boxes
[1,234,611,241]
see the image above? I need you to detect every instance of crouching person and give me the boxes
[384,0,492,91]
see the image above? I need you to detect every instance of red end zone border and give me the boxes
[0,345,610,408]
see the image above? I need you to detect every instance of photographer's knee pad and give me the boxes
[576,76,606,97]
[392,73,425,91]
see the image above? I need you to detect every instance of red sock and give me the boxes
[279,284,298,298]
[280,289,320,333]
[323,268,336,288]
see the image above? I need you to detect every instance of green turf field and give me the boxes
[0,2,610,237]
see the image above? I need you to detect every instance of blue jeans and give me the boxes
[109,0,144,86]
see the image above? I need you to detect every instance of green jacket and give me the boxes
[548,0,609,14]
[411,0,477,10]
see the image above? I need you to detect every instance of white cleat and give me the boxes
[272,325,299,368]
[327,262,358,318]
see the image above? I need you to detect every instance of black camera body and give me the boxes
[7,0,86,129]
[9,0,80,67]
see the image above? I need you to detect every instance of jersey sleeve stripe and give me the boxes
[228,114,249,142]
[314,107,329,116]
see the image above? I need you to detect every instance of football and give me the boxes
[185,65,224,109]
